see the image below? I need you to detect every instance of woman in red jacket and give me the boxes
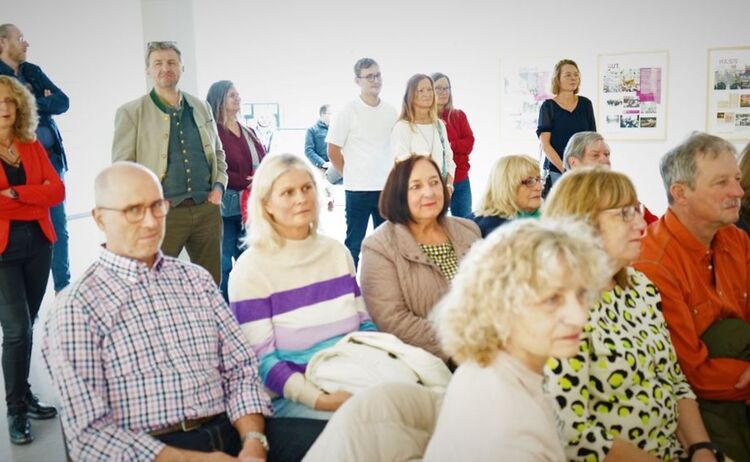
[432,72,475,218]
[0,75,64,445]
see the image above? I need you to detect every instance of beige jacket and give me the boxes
[360,217,480,361]
[111,91,228,187]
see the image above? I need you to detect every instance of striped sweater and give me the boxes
[228,233,376,408]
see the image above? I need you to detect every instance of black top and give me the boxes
[1,159,33,231]
[536,96,596,174]
[470,214,509,238]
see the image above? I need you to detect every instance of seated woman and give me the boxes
[424,219,610,461]
[360,154,480,361]
[228,153,376,420]
[471,154,543,237]
[543,167,722,462]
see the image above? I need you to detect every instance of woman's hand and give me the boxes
[0,188,13,198]
[314,390,352,412]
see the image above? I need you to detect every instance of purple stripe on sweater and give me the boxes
[233,275,359,324]
[266,361,306,395]
[274,315,360,351]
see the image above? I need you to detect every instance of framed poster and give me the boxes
[707,46,750,140]
[500,58,556,141]
[596,51,669,140]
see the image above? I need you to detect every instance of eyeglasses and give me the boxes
[609,204,643,222]
[97,199,170,223]
[520,176,543,187]
[0,98,16,107]
[358,72,382,82]
[434,86,451,93]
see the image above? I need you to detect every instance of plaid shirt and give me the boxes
[43,249,272,461]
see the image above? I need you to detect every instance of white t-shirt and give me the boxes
[391,120,456,179]
[326,97,397,191]
[423,351,566,462]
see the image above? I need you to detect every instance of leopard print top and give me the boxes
[544,268,695,462]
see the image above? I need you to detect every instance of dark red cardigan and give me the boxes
[439,109,474,183]
[0,140,65,253]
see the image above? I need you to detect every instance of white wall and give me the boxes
[191,0,750,215]
[8,0,750,217]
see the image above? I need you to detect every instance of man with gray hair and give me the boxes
[561,131,610,170]
[563,131,658,224]
[112,41,227,284]
[635,132,750,460]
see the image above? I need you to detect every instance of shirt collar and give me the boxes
[664,208,730,256]
[98,246,165,282]
[149,88,190,113]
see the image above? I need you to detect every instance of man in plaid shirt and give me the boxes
[43,162,324,461]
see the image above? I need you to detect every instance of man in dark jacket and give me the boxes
[0,24,70,293]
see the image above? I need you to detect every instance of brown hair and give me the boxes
[380,155,449,225]
[398,74,438,127]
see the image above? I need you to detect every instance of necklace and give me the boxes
[0,138,20,167]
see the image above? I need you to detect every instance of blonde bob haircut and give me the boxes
[246,153,320,250]
[0,75,39,143]
[432,218,609,367]
[475,155,540,218]
[543,166,639,288]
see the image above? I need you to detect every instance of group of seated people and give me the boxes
[4,59,749,460]
[37,129,750,462]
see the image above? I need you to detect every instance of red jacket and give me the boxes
[439,109,474,183]
[0,140,65,253]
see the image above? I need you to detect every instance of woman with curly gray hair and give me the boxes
[424,218,610,461]
[0,75,64,444]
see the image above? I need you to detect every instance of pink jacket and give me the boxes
[360,217,480,360]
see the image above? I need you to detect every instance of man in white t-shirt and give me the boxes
[327,57,398,268]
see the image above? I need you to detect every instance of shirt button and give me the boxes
[187,187,192,191]
[182,149,187,154]
[163,134,168,139]
[161,154,167,159]
[163,115,169,121]
[186,169,191,173]
[692,309,698,315]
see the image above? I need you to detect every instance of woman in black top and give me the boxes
[537,59,596,192]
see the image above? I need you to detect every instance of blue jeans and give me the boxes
[49,154,70,292]
[344,190,384,268]
[449,178,472,218]
[220,214,245,302]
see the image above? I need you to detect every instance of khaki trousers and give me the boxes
[161,201,222,284]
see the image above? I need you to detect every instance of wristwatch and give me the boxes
[8,188,18,200]
[242,431,270,451]
[688,441,724,461]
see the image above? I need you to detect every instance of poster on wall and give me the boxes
[707,46,750,140]
[596,51,669,140]
[500,58,556,141]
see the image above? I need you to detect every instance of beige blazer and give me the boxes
[360,217,480,361]
[111,91,228,188]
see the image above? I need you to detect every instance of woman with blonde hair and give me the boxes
[0,75,64,443]
[228,153,376,420]
[391,74,456,193]
[424,219,610,461]
[471,154,543,237]
[543,167,721,462]
[537,59,596,191]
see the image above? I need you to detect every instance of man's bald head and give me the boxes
[95,162,162,207]
[92,162,166,267]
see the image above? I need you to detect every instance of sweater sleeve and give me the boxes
[14,143,65,207]
[585,97,597,131]
[448,110,474,156]
[390,121,413,158]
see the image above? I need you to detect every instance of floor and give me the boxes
[0,186,350,461]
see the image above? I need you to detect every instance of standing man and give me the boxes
[327,58,397,268]
[635,132,750,461]
[0,24,71,292]
[305,104,341,184]
[113,41,227,284]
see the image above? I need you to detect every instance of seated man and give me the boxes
[563,130,658,223]
[43,162,324,461]
[635,132,750,461]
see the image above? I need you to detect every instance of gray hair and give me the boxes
[563,131,604,170]
[353,58,378,77]
[660,132,737,204]
[0,24,16,54]
[145,40,181,67]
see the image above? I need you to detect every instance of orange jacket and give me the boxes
[0,140,65,253]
